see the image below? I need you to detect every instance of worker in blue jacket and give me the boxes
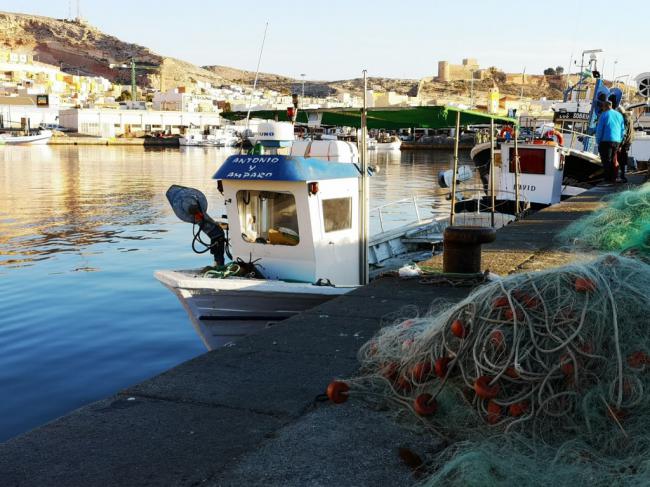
[595,99,625,185]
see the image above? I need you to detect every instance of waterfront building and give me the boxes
[59,108,222,137]
[152,87,220,113]
[0,94,60,128]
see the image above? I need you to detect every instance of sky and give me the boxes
[1,0,648,83]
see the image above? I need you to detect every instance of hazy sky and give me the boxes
[2,0,648,83]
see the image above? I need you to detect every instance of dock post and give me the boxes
[359,70,369,285]
[514,125,520,217]
[449,110,461,226]
[490,118,495,227]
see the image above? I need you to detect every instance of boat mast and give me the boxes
[359,70,369,285]
[245,22,269,130]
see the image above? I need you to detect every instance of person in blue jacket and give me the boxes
[595,99,625,185]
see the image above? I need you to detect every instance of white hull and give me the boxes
[155,270,354,349]
[0,130,52,145]
[631,133,650,162]
[375,140,402,151]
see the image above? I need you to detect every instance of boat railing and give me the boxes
[371,196,423,233]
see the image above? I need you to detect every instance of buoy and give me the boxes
[505,366,519,379]
[508,401,528,417]
[396,376,412,392]
[474,376,500,399]
[382,362,399,381]
[493,296,509,309]
[560,354,574,376]
[504,308,523,321]
[411,361,432,382]
[487,400,502,424]
[575,277,596,293]
[489,329,505,348]
[628,351,650,368]
[327,381,350,404]
[450,319,468,338]
[434,356,451,378]
[414,393,437,416]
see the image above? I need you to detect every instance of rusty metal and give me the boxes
[443,226,496,274]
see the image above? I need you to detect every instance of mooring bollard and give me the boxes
[443,226,497,274]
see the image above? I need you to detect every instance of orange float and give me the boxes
[450,319,468,338]
[411,361,432,382]
[575,277,596,293]
[434,357,451,378]
[327,381,350,404]
[487,400,502,424]
[474,376,500,399]
[414,393,438,416]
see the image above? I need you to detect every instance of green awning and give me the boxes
[221,106,516,129]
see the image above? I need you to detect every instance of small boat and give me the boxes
[156,122,444,349]
[0,129,52,145]
[375,135,402,151]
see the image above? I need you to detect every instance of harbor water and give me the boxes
[0,145,469,442]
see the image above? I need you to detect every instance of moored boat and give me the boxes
[0,129,52,145]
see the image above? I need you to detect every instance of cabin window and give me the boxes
[322,197,352,233]
[236,190,300,246]
[509,148,546,175]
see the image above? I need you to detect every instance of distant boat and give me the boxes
[0,130,52,145]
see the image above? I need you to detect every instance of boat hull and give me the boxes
[155,270,354,350]
[0,131,52,145]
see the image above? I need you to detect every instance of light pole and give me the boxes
[612,60,618,83]
[300,73,306,100]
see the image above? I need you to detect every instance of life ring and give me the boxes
[544,129,564,146]
[499,126,515,139]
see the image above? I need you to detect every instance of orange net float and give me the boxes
[493,296,509,309]
[504,367,520,379]
[450,319,468,338]
[327,381,350,404]
[396,376,412,392]
[504,308,524,321]
[474,376,500,399]
[508,401,529,417]
[489,329,505,348]
[434,356,451,378]
[560,354,574,376]
[414,393,438,416]
[575,277,596,293]
[627,351,650,369]
[486,400,502,424]
[411,361,432,382]
[382,362,399,382]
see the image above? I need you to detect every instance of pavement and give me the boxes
[0,176,645,487]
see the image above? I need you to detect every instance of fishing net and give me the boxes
[560,183,650,255]
[330,255,650,486]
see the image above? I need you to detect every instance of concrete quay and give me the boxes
[0,175,645,487]
[48,136,179,146]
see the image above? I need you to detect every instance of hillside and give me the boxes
[0,10,565,102]
[0,11,226,89]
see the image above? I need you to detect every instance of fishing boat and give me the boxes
[157,107,516,349]
[0,129,52,145]
[470,52,612,186]
[375,134,402,151]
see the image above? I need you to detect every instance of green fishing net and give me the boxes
[560,183,650,254]
[334,255,650,486]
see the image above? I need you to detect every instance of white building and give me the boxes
[0,94,61,128]
[152,87,220,113]
[59,108,222,137]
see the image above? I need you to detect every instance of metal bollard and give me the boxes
[443,226,497,274]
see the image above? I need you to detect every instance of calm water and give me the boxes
[0,145,465,442]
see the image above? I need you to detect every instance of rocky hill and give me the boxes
[0,10,565,102]
[0,11,226,89]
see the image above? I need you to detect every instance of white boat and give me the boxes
[0,130,52,145]
[375,135,402,151]
[179,131,219,147]
[156,122,445,349]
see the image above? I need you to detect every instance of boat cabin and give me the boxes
[493,141,565,205]
[213,140,363,286]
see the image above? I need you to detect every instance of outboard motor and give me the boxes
[166,185,226,265]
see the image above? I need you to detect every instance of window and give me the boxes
[322,197,352,233]
[509,148,546,175]
[237,190,299,246]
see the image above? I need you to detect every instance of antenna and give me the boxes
[245,22,269,129]
[77,0,81,19]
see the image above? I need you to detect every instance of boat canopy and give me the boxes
[213,154,361,181]
[221,106,516,130]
